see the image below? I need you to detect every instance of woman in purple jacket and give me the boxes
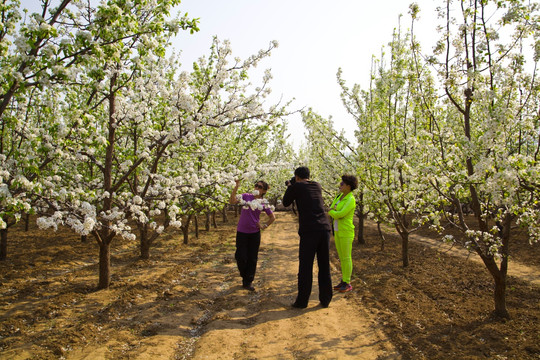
[229,179,275,291]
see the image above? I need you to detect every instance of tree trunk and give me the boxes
[0,228,7,261]
[357,215,365,245]
[493,273,508,318]
[194,215,199,238]
[212,211,217,228]
[205,212,210,231]
[97,241,111,289]
[377,222,385,251]
[401,231,409,267]
[182,214,192,245]
[140,228,150,260]
[24,213,30,232]
[497,214,511,316]
[356,191,365,244]
[222,206,228,223]
[478,250,510,317]
[96,72,117,290]
[480,214,511,318]
[182,225,189,244]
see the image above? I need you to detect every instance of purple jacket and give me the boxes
[237,193,273,234]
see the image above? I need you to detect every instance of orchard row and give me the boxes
[301,1,539,318]
[1,1,538,317]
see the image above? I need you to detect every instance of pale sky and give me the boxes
[172,0,441,148]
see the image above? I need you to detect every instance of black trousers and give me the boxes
[235,231,261,286]
[295,230,333,307]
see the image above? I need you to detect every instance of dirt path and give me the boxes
[1,211,538,359]
[187,213,400,360]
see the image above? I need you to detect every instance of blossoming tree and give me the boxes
[337,23,439,265]
[0,0,196,261]
[32,0,199,288]
[411,0,539,317]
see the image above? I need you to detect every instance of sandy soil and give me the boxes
[379,222,540,287]
[356,219,540,359]
[0,211,539,359]
[189,215,398,360]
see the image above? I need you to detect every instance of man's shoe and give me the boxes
[242,283,255,291]
[333,281,345,290]
[291,302,307,309]
[320,302,329,308]
[338,283,353,293]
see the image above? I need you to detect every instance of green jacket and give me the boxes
[328,192,356,236]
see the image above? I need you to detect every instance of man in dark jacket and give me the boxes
[282,166,332,308]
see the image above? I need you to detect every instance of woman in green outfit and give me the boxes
[328,175,358,293]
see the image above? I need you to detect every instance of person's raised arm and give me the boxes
[229,179,241,204]
[282,184,294,207]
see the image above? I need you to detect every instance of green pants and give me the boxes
[334,230,353,283]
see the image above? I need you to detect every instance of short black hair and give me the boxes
[342,174,358,190]
[255,180,269,191]
[294,166,310,179]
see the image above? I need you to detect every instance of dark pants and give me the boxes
[235,231,261,286]
[295,230,333,307]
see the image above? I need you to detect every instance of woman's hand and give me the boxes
[229,179,241,204]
